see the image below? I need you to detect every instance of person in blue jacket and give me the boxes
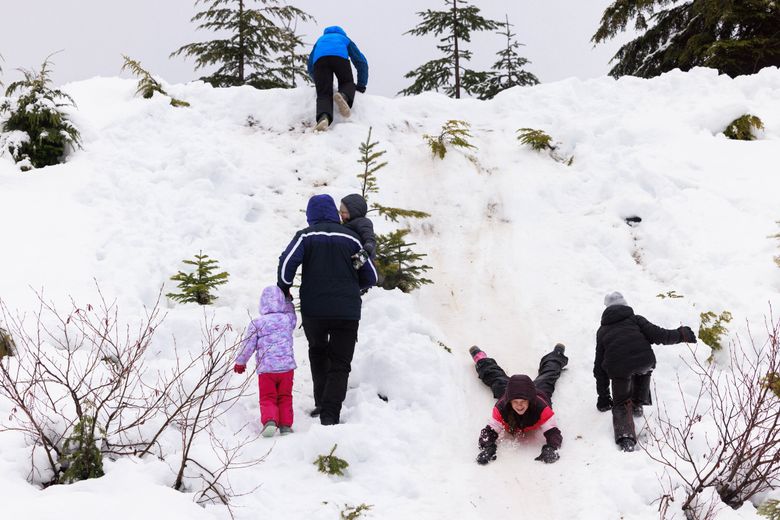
[307,26,369,131]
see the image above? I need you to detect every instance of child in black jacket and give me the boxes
[594,291,697,451]
[339,194,376,269]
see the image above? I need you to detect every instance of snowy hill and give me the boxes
[1,67,779,520]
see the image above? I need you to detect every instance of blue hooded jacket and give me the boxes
[307,26,369,88]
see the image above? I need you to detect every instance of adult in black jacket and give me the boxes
[278,194,377,425]
[594,291,697,451]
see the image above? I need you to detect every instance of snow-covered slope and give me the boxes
[1,67,779,520]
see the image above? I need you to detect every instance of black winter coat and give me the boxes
[593,305,685,397]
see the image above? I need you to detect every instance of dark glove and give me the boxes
[352,249,369,270]
[534,444,559,464]
[233,364,246,374]
[356,85,366,93]
[596,395,613,412]
[679,326,697,343]
[478,426,499,448]
[477,444,497,465]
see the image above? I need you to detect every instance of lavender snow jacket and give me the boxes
[235,286,297,374]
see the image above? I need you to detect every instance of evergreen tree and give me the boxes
[400,0,501,99]
[167,251,230,305]
[1,57,81,170]
[466,15,539,100]
[354,128,432,293]
[273,16,312,88]
[171,0,312,89]
[60,415,105,484]
[592,0,780,78]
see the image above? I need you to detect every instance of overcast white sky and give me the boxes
[0,1,628,96]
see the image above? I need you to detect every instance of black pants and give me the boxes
[610,371,653,443]
[312,56,355,123]
[476,348,569,402]
[302,317,359,423]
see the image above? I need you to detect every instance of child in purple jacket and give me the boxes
[234,286,297,437]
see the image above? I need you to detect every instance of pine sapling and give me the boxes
[167,251,230,305]
[656,290,684,299]
[375,229,433,293]
[341,503,373,520]
[774,221,780,268]
[761,371,780,399]
[758,499,780,520]
[517,128,573,165]
[699,310,733,361]
[121,55,190,107]
[0,326,15,359]
[314,444,349,476]
[60,415,105,484]
[357,126,387,200]
[424,120,476,159]
[724,114,764,141]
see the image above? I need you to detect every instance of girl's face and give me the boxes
[511,398,529,415]
[339,203,350,223]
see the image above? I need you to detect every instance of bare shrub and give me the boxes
[645,310,780,518]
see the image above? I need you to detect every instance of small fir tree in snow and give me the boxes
[699,310,733,360]
[592,0,780,78]
[314,444,349,476]
[400,0,501,99]
[171,0,313,89]
[517,128,574,165]
[773,221,780,269]
[723,114,764,141]
[121,55,190,107]
[375,229,434,293]
[758,499,780,519]
[59,415,105,484]
[0,57,81,170]
[466,15,539,100]
[424,120,476,159]
[0,326,15,359]
[355,128,432,293]
[167,251,230,305]
[341,503,373,520]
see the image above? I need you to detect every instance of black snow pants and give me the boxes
[610,370,653,443]
[312,56,355,123]
[476,348,569,402]
[302,317,359,424]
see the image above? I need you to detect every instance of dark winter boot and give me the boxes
[553,343,566,356]
[309,406,322,417]
[469,345,487,363]
[617,436,636,452]
[632,403,644,418]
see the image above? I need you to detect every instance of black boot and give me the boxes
[617,436,636,452]
[309,406,322,417]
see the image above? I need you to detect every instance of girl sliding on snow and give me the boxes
[469,344,568,465]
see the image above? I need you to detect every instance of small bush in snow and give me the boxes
[167,251,230,305]
[656,290,684,299]
[517,127,573,165]
[698,310,733,359]
[121,55,189,107]
[762,371,780,399]
[758,499,780,520]
[723,114,764,141]
[423,120,476,159]
[341,503,373,520]
[0,57,81,170]
[314,444,349,476]
[60,415,105,484]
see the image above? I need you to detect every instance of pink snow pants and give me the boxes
[258,371,294,427]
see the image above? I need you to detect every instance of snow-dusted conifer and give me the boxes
[121,55,190,107]
[593,0,780,78]
[167,251,230,305]
[171,0,312,89]
[400,0,500,99]
[1,57,81,170]
[466,15,538,100]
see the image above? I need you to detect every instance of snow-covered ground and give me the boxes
[0,67,779,519]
